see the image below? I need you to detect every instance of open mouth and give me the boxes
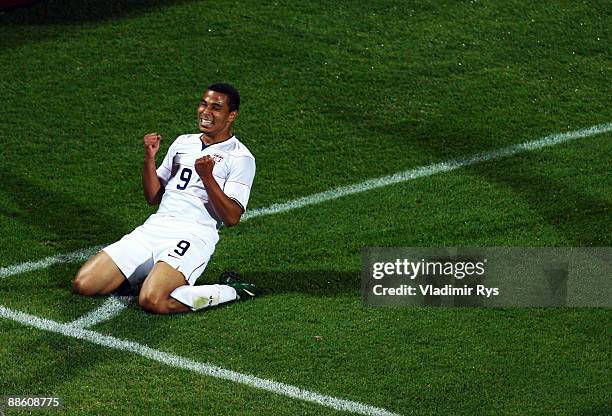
[200,117,213,127]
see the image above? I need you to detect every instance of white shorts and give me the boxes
[103,220,216,286]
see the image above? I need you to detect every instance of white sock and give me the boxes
[170,284,237,312]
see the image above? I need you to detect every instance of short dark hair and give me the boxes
[207,83,240,112]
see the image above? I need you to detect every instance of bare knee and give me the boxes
[72,271,98,296]
[73,252,125,296]
[139,292,170,314]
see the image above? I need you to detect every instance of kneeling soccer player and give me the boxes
[72,83,260,313]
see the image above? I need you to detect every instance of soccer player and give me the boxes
[72,83,260,314]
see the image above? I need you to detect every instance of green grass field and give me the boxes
[1,1,610,415]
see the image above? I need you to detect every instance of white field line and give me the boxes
[0,305,401,416]
[1,122,611,279]
[67,296,132,329]
[242,122,612,220]
[0,245,103,279]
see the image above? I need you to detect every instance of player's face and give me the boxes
[197,90,237,139]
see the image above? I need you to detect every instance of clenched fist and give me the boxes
[195,155,215,180]
[143,133,161,160]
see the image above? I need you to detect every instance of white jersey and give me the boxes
[144,134,256,244]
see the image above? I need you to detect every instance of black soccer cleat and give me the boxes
[219,271,262,300]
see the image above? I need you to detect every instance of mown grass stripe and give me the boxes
[0,305,401,416]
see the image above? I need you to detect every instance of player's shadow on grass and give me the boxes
[0,168,131,253]
[0,0,200,49]
[232,271,360,297]
[117,270,359,298]
[2,0,196,24]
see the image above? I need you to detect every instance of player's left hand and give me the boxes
[195,155,215,179]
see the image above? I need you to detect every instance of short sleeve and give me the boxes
[224,156,256,212]
[156,141,177,186]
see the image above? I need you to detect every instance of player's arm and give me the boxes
[142,133,164,205]
[195,155,243,227]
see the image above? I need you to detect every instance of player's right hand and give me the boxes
[143,133,161,159]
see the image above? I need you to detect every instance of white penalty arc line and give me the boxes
[0,305,400,416]
[1,121,611,279]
